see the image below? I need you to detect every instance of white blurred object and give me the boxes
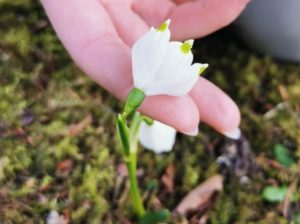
[47,211,67,224]
[138,120,176,153]
[235,0,300,62]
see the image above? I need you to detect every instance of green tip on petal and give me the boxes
[157,19,171,32]
[142,116,154,126]
[180,39,194,54]
[198,64,209,76]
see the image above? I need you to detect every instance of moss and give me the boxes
[0,0,300,223]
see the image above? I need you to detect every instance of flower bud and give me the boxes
[124,88,145,116]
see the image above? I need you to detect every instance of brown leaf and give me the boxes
[56,159,73,171]
[282,180,297,219]
[68,114,92,136]
[117,163,144,177]
[58,190,68,200]
[278,84,290,102]
[175,175,223,215]
[117,163,128,177]
[256,155,285,170]
[161,164,175,192]
[190,213,208,224]
[198,214,208,224]
[63,208,71,224]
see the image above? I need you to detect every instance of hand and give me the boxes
[41,0,250,136]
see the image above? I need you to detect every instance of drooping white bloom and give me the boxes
[138,120,177,153]
[132,19,208,97]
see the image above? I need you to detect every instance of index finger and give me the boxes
[170,0,251,40]
[133,0,251,40]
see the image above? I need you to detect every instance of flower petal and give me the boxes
[139,120,176,153]
[132,24,171,91]
[149,62,202,96]
[131,20,208,97]
[159,41,194,75]
[142,41,195,96]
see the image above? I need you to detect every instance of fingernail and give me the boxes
[182,128,199,136]
[222,127,241,140]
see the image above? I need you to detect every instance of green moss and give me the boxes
[0,0,300,223]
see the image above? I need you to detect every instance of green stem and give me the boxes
[117,112,145,217]
[126,152,146,217]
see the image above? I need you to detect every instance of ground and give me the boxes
[0,1,300,223]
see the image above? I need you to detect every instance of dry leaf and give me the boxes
[198,214,208,224]
[117,163,144,177]
[175,175,223,215]
[190,213,208,224]
[56,159,73,172]
[63,208,71,224]
[256,155,285,170]
[161,164,175,192]
[282,180,297,219]
[68,114,92,136]
[278,84,289,102]
[117,163,128,177]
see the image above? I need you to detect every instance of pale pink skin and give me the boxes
[41,0,251,135]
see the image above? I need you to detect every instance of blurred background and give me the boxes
[0,0,299,223]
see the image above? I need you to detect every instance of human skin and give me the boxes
[41,0,251,136]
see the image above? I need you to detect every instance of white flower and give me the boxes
[138,120,177,153]
[132,19,208,97]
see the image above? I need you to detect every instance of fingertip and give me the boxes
[139,95,200,134]
[132,0,176,28]
[190,77,241,134]
[216,98,241,132]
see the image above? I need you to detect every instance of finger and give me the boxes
[41,0,118,60]
[42,0,200,134]
[133,0,251,40]
[170,0,251,40]
[132,0,176,28]
[101,0,149,47]
[189,77,241,134]
[141,95,200,135]
[172,0,194,4]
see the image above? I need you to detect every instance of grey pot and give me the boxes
[235,0,300,62]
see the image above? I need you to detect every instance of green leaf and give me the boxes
[274,144,295,167]
[262,186,288,202]
[146,180,159,192]
[117,114,130,156]
[296,212,300,223]
[295,212,300,223]
[139,209,171,224]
